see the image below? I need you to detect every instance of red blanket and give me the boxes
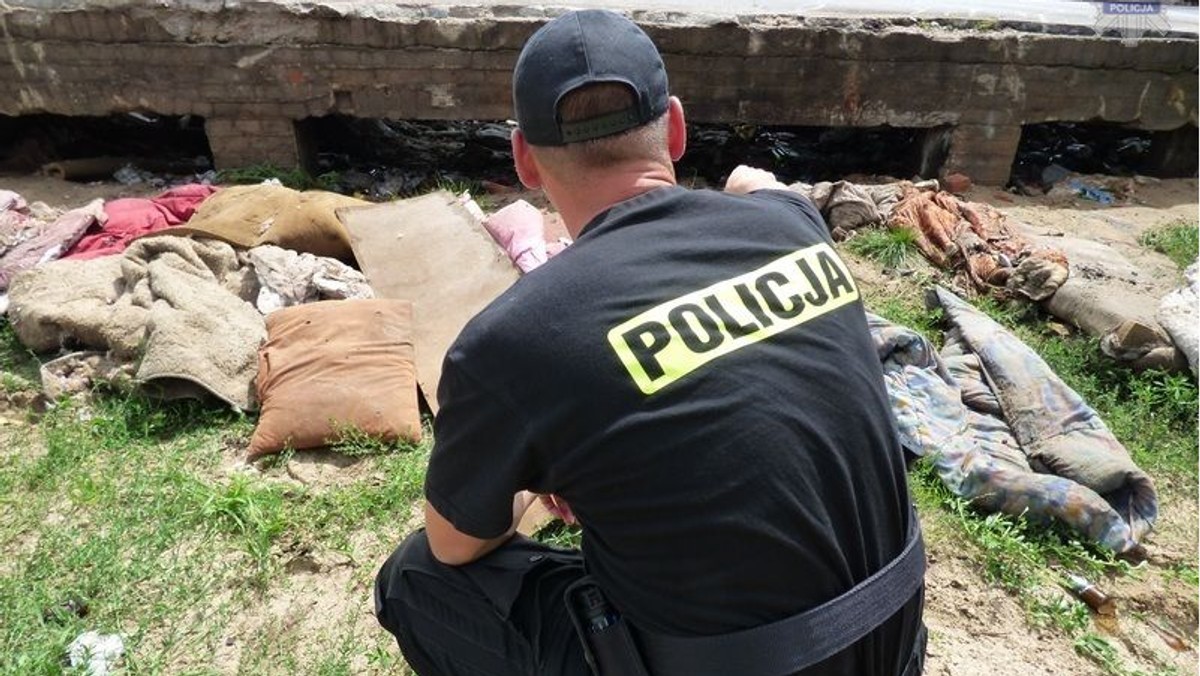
[65,184,219,261]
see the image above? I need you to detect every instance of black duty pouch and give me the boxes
[564,576,652,676]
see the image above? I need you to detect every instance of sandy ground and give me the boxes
[1,172,1197,675]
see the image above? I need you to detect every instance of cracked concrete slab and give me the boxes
[0,0,1195,184]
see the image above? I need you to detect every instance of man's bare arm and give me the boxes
[424,491,539,566]
[724,165,790,194]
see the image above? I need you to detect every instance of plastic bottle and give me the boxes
[1066,574,1116,615]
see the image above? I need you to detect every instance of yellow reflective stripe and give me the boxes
[607,243,859,395]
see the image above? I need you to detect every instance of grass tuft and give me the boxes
[533,519,583,550]
[195,472,286,561]
[0,318,41,389]
[845,227,919,269]
[216,164,342,193]
[1138,221,1198,269]
[328,422,421,458]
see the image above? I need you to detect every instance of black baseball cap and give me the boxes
[512,10,669,147]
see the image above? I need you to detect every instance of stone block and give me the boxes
[86,12,114,42]
[330,49,366,67]
[943,124,1023,186]
[1148,124,1199,177]
[234,119,262,133]
[471,49,519,71]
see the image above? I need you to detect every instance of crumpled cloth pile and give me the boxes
[64,184,218,261]
[7,236,265,410]
[0,193,105,291]
[889,186,1070,300]
[790,179,938,236]
[873,287,1156,553]
[247,244,374,314]
[789,179,1071,301]
[3,181,389,409]
[163,183,369,263]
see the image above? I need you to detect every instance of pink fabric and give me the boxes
[65,184,219,261]
[482,200,572,274]
[0,200,104,290]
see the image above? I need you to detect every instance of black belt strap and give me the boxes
[639,512,925,676]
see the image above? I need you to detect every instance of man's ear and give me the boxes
[511,129,542,189]
[666,96,687,162]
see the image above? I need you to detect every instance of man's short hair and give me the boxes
[531,82,669,173]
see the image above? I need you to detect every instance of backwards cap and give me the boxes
[512,10,669,146]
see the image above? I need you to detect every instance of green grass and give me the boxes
[1072,632,1179,676]
[533,519,583,550]
[1167,562,1199,587]
[865,292,945,343]
[1139,221,1198,269]
[0,392,430,674]
[0,319,40,391]
[216,164,342,193]
[845,227,920,269]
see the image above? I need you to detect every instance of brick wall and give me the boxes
[1,2,1196,184]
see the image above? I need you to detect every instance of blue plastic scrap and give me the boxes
[1068,179,1115,205]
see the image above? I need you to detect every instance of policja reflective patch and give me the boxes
[608,243,858,394]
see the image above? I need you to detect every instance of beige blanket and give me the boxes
[7,236,265,410]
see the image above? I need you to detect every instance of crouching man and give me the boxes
[375,9,926,676]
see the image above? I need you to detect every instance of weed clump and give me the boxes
[1139,221,1198,269]
[845,227,919,269]
[216,164,341,192]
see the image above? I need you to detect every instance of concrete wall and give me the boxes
[1,1,1196,184]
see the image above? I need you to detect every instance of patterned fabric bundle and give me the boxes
[871,287,1156,553]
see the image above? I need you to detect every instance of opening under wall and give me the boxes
[297,116,952,198]
[1010,121,1198,189]
[0,112,212,178]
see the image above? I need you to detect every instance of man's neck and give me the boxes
[551,162,677,238]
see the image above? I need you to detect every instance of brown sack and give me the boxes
[338,192,520,412]
[163,184,369,262]
[248,299,422,459]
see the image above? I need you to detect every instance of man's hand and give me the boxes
[424,491,539,566]
[724,165,789,195]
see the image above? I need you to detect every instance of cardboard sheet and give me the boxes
[339,192,519,412]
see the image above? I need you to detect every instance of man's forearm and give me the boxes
[424,491,539,566]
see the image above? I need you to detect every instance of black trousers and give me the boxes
[374,530,593,676]
[375,530,926,676]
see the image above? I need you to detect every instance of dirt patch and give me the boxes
[923,544,1099,675]
[284,451,373,489]
[0,400,36,446]
[967,178,1197,275]
[166,532,397,674]
[0,175,160,206]
[213,561,368,671]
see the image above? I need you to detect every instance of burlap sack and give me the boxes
[162,184,369,262]
[248,299,422,459]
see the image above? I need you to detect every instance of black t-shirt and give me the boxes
[426,186,921,675]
